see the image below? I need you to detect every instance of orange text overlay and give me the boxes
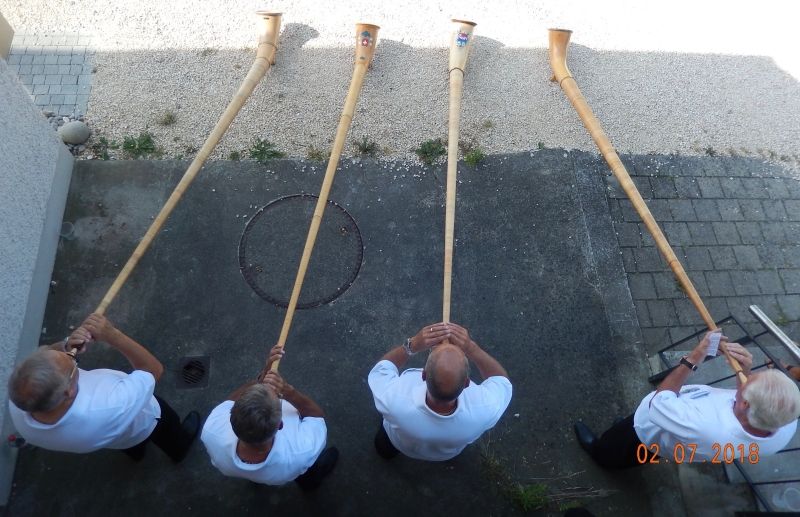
[636,443,760,464]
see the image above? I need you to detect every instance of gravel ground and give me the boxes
[2,0,800,163]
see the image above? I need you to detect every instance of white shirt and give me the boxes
[368,360,513,461]
[634,385,797,459]
[201,399,327,485]
[8,369,161,453]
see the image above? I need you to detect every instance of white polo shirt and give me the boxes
[634,385,797,459]
[201,399,327,485]
[8,368,161,452]
[368,360,513,461]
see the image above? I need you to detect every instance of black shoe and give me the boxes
[296,447,339,491]
[574,421,597,455]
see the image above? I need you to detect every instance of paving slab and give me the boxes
[5,150,677,516]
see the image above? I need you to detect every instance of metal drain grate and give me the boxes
[176,356,210,389]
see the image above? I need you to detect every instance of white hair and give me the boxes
[742,370,800,432]
[8,349,70,412]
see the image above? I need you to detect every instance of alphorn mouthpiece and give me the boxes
[355,23,380,66]
[255,11,282,63]
[548,28,573,84]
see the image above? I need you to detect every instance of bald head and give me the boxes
[424,344,470,402]
[8,349,72,412]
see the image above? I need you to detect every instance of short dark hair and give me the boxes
[230,384,282,444]
[425,352,470,402]
[8,350,70,412]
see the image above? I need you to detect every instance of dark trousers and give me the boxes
[373,421,400,459]
[294,450,332,490]
[124,396,193,462]
[590,414,657,468]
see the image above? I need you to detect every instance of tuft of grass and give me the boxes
[775,314,790,326]
[482,119,495,130]
[228,150,241,161]
[704,146,717,157]
[156,110,177,126]
[122,132,158,159]
[353,136,379,157]
[307,145,329,162]
[537,141,546,150]
[465,148,486,167]
[249,139,285,163]
[90,136,118,160]
[414,138,446,165]
[510,483,549,512]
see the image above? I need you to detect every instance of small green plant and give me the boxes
[353,136,379,157]
[249,138,285,163]
[537,141,545,150]
[228,150,241,161]
[511,483,549,512]
[307,145,329,162]
[704,146,717,157]
[122,132,157,159]
[414,138,446,165]
[465,148,486,167]
[156,110,177,126]
[775,314,790,326]
[90,136,118,160]
[482,119,495,130]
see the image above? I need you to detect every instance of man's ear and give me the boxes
[422,370,427,381]
[464,376,470,388]
[279,421,284,430]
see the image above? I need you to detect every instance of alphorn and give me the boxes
[93,11,282,316]
[443,19,477,328]
[548,29,747,384]
[265,23,380,375]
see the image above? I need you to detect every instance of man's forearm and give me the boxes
[465,342,507,380]
[656,351,704,395]
[283,385,324,418]
[106,328,164,381]
[381,346,410,370]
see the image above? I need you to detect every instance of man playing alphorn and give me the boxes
[368,322,512,461]
[574,330,800,467]
[8,314,200,461]
[201,345,338,490]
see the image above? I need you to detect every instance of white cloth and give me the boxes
[634,385,797,459]
[201,399,327,485]
[8,369,161,453]
[368,359,513,461]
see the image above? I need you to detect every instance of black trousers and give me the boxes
[294,450,332,489]
[373,421,400,459]
[590,414,657,468]
[124,396,193,462]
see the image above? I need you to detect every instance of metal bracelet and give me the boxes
[403,337,417,356]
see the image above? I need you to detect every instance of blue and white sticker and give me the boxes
[456,31,469,47]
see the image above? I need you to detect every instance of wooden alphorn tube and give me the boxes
[267,23,379,374]
[548,28,747,384]
[443,19,477,325]
[94,12,282,315]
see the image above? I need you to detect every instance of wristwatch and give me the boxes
[680,355,698,371]
[402,338,417,356]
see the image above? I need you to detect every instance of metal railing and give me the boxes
[648,305,800,513]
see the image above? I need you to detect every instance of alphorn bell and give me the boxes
[443,19,477,329]
[548,29,746,384]
[93,12,282,316]
[265,23,380,375]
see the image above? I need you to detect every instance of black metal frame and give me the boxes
[648,310,800,513]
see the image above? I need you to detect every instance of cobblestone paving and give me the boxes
[6,32,93,117]
[604,154,800,356]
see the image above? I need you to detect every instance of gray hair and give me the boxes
[230,384,282,444]
[8,349,71,412]
[742,370,800,432]
[424,350,470,402]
